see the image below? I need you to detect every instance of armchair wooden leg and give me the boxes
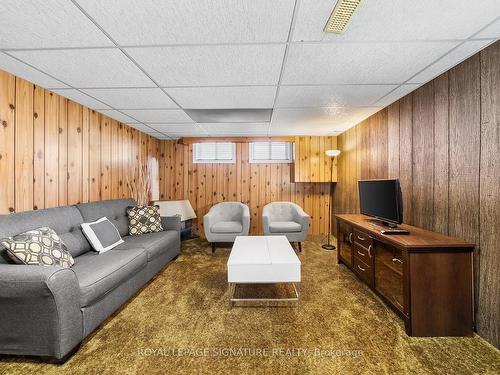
[211,243,216,253]
[298,242,302,253]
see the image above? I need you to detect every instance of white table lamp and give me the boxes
[154,200,196,221]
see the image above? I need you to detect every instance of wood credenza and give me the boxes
[335,214,475,337]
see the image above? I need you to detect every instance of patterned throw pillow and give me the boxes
[1,227,75,268]
[127,205,163,236]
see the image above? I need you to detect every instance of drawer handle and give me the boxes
[357,250,365,257]
[367,245,372,257]
[357,235,365,241]
[357,265,366,272]
[348,232,353,243]
[393,298,404,311]
[392,257,403,264]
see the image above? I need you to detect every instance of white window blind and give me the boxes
[249,142,293,163]
[193,142,235,163]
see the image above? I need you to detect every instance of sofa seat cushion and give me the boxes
[211,221,243,234]
[269,221,302,233]
[72,248,147,307]
[115,230,179,261]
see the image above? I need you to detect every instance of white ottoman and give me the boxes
[227,236,301,306]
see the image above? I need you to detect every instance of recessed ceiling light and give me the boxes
[324,0,362,34]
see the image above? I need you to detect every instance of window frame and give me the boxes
[248,141,294,164]
[192,142,236,164]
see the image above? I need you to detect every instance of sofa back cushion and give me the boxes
[76,199,136,237]
[0,206,90,261]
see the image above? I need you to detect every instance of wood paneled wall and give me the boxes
[0,70,159,214]
[335,41,500,348]
[293,136,338,182]
[159,136,337,236]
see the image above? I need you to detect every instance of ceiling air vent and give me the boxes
[324,0,361,33]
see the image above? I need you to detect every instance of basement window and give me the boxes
[249,142,293,163]
[193,142,235,164]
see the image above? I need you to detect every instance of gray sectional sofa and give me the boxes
[0,199,181,361]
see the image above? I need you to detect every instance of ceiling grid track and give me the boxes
[1,49,167,138]
[0,1,497,138]
[70,0,202,139]
[268,0,300,137]
[372,16,500,107]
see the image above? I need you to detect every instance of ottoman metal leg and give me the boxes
[228,283,236,308]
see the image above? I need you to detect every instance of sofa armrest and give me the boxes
[161,215,182,233]
[241,205,250,235]
[0,265,82,359]
[294,206,311,231]
[262,206,271,235]
[203,209,217,241]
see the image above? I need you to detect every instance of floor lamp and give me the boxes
[322,149,341,250]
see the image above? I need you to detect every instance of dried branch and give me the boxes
[126,160,153,206]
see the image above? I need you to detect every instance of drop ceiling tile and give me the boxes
[269,128,342,137]
[147,123,206,134]
[76,0,295,45]
[408,40,495,84]
[148,123,208,137]
[0,52,68,88]
[0,0,113,49]
[97,110,136,123]
[125,45,286,86]
[282,42,459,85]
[293,0,500,42]
[144,131,165,137]
[185,109,272,123]
[202,123,270,136]
[52,89,110,110]
[81,88,178,109]
[474,18,500,38]
[126,123,155,132]
[123,109,193,123]
[374,84,421,107]
[10,49,153,88]
[270,107,382,135]
[166,86,277,109]
[166,131,208,138]
[276,85,397,108]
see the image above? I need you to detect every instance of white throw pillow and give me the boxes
[81,217,124,253]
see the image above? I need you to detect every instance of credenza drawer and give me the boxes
[353,256,373,286]
[353,228,371,249]
[354,243,372,260]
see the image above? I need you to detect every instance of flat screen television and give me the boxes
[358,179,403,227]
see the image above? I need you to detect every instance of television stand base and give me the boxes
[368,218,400,228]
[380,229,410,235]
[382,221,398,228]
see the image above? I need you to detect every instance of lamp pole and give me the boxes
[322,150,340,250]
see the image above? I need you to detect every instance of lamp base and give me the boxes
[321,244,336,250]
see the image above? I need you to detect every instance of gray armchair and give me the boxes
[262,202,310,252]
[203,202,250,253]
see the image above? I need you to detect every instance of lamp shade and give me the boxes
[325,149,341,157]
[154,200,197,221]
